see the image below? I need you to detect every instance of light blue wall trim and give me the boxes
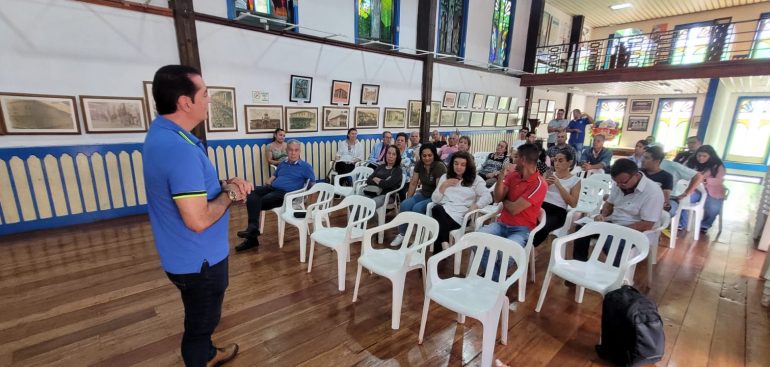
[724,162,769,172]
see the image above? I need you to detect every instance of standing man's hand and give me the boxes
[225,177,253,198]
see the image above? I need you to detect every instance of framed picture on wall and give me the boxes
[355,107,380,129]
[430,101,441,126]
[455,111,470,126]
[483,111,496,126]
[630,99,654,114]
[472,93,485,109]
[469,111,483,127]
[457,92,471,109]
[321,106,350,130]
[142,81,157,123]
[383,107,406,128]
[536,112,547,124]
[330,80,352,105]
[497,96,510,111]
[627,115,650,131]
[360,84,380,105]
[289,75,313,103]
[538,99,549,112]
[485,95,497,110]
[546,100,556,112]
[506,113,518,127]
[285,106,318,132]
[509,98,519,112]
[80,96,147,133]
[245,105,283,133]
[407,100,421,127]
[443,92,457,108]
[0,93,81,135]
[529,103,539,118]
[495,113,508,127]
[440,110,456,126]
[207,87,237,132]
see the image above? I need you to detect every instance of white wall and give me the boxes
[542,3,572,45]
[300,0,355,39]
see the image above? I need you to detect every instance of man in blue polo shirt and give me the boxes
[235,140,315,251]
[580,134,613,173]
[567,108,593,153]
[143,65,251,367]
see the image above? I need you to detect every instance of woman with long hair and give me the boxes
[363,145,404,208]
[681,145,726,233]
[335,128,364,182]
[531,149,581,246]
[430,151,491,252]
[267,128,288,166]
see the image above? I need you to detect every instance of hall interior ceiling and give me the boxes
[546,0,769,28]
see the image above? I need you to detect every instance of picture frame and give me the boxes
[529,103,539,118]
[330,80,352,105]
[355,107,380,129]
[483,111,496,127]
[142,81,157,123]
[430,101,441,127]
[80,96,147,133]
[537,112,547,124]
[321,106,350,130]
[546,100,556,112]
[455,110,470,126]
[443,91,457,108]
[495,113,508,127]
[289,75,313,103]
[440,110,456,126]
[469,112,484,127]
[207,87,237,132]
[0,92,81,135]
[485,95,497,110]
[627,115,650,132]
[245,105,283,133]
[360,84,380,105]
[538,99,549,112]
[497,96,510,111]
[472,93,485,109]
[285,106,318,132]
[630,99,654,114]
[509,98,519,112]
[506,113,518,127]
[457,92,471,109]
[383,107,407,128]
[407,100,422,128]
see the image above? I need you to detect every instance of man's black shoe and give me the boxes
[236,227,259,239]
[235,238,259,252]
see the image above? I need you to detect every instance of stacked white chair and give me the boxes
[669,181,707,248]
[308,195,376,291]
[352,212,439,329]
[418,232,527,367]
[333,165,373,199]
[279,183,335,262]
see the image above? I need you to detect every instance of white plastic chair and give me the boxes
[426,202,494,275]
[308,195,376,291]
[536,222,649,312]
[643,211,671,285]
[551,179,608,237]
[364,174,407,244]
[352,212,439,329]
[418,232,527,367]
[473,151,491,165]
[258,180,310,236]
[669,181,707,248]
[333,166,373,198]
[279,183,335,263]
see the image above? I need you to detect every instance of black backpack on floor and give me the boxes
[596,285,665,366]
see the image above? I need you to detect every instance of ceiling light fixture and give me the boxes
[609,3,633,10]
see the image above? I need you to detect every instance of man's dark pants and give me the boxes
[246,186,287,228]
[166,257,229,367]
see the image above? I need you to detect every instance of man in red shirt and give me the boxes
[479,143,547,280]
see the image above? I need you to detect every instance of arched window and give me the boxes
[724,98,770,164]
[653,99,695,152]
[437,0,468,57]
[489,0,514,67]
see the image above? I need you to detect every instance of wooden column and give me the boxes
[417,0,437,143]
[522,86,534,129]
[523,0,545,73]
[568,15,584,72]
[169,0,206,144]
[565,92,573,114]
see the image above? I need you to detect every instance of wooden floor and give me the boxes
[1,181,769,367]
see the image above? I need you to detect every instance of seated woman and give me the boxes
[335,128,364,183]
[362,145,404,208]
[680,145,726,233]
[442,135,471,166]
[267,128,288,166]
[390,144,447,246]
[430,151,492,252]
[478,140,509,187]
[531,150,582,247]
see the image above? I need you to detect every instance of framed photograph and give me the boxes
[245,105,283,133]
[80,96,147,133]
[506,113,518,127]
[430,101,441,127]
[509,98,519,112]
[627,115,650,131]
[321,106,350,130]
[469,112,484,127]
[455,110,470,126]
[443,91,457,108]
[207,87,237,132]
[457,92,471,109]
[497,96,510,111]
[495,113,508,127]
[142,81,157,123]
[529,103,539,118]
[485,95,497,110]
[483,111,496,127]
[360,84,380,105]
[0,93,80,135]
[407,100,422,128]
[440,110,456,126]
[289,75,313,103]
[545,112,554,123]
[355,107,380,129]
[285,106,318,132]
[472,93,485,109]
[630,99,654,114]
[330,80,352,105]
[517,106,524,118]
[537,112,547,123]
[538,99,548,112]
[383,107,406,128]
[546,100,556,112]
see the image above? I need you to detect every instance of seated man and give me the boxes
[443,135,472,166]
[660,158,704,219]
[510,127,529,151]
[408,131,421,157]
[641,145,674,213]
[478,144,548,281]
[546,131,577,169]
[439,133,459,162]
[236,140,315,251]
[431,129,446,149]
[366,130,392,168]
[673,135,701,166]
[579,134,612,173]
[573,159,663,265]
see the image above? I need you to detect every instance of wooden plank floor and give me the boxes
[0,181,768,366]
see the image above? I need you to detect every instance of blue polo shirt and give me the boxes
[568,117,591,145]
[272,159,315,192]
[142,116,229,274]
[580,147,613,173]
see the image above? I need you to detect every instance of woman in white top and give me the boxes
[430,151,492,252]
[335,128,365,181]
[532,149,582,247]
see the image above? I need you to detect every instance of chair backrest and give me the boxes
[307,182,335,214]
[673,179,689,197]
[381,212,439,255]
[463,232,527,290]
[339,195,376,234]
[575,179,607,211]
[352,166,374,181]
[585,173,612,191]
[473,151,491,165]
[525,209,548,251]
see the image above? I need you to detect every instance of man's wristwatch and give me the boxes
[224,189,238,202]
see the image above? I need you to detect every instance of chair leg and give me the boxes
[377,208,385,244]
[336,248,347,291]
[529,248,536,283]
[307,239,316,272]
[575,286,585,303]
[277,217,286,248]
[298,226,307,263]
[391,275,406,330]
[500,297,509,345]
[535,271,553,312]
[518,268,526,303]
[669,215,679,249]
[418,297,431,344]
[259,211,265,233]
[352,264,363,302]
[480,315,501,367]
[693,210,701,240]
[451,238,461,275]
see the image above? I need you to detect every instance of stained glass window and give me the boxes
[751,14,770,59]
[653,99,694,152]
[437,0,466,57]
[670,25,711,65]
[725,98,770,164]
[489,0,513,67]
[232,0,295,23]
[358,0,397,45]
[594,99,626,146]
